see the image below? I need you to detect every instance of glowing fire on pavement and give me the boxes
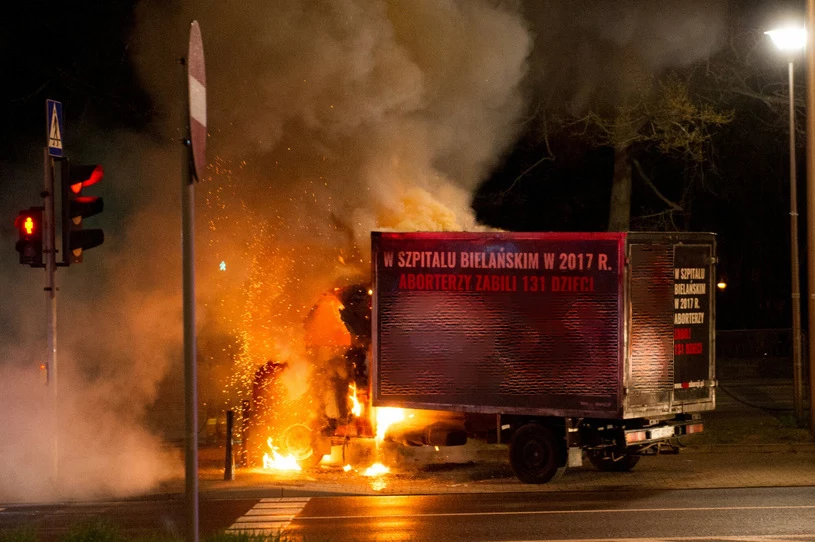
[262,438,302,472]
[361,406,407,479]
[362,462,390,477]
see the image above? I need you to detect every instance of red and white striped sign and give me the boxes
[188,20,206,181]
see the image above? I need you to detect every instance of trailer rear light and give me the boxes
[625,430,647,444]
[685,423,703,434]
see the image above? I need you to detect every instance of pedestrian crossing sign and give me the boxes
[46,99,63,157]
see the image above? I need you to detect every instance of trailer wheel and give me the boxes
[587,450,640,472]
[281,424,323,469]
[509,424,563,484]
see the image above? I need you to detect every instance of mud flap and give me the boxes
[568,446,583,467]
[313,435,331,458]
[566,419,582,467]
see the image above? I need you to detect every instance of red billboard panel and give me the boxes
[372,232,626,417]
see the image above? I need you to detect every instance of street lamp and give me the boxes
[765,25,807,423]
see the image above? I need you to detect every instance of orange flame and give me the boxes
[304,293,351,348]
[375,407,405,442]
[262,438,302,472]
[356,406,408,484]
[362,462,390,477]
[349,383,363,417]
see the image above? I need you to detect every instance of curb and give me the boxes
[681,442,815,454]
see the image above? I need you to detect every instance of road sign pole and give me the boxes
[44,148,58,483]
[44,99,64,484]
[181,132,199,542]
[807,0,815,436]
[182,20,205,542]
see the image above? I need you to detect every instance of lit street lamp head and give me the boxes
[765,26,807,52]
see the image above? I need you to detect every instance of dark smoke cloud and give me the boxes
[523,0,728,111]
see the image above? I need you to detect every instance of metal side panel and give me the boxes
[625,242,675,414]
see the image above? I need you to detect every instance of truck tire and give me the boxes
[587,450,640,472]
[281,424,323,469]
[509,424,563,484]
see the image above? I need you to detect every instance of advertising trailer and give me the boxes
[371,231,716,483]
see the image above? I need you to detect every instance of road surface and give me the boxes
[2,486,815,541]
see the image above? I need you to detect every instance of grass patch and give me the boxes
[61,519,124,542]
[776,413,805,429]
[205,533,291,542]
[0,525,37,542]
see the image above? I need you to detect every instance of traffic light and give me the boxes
[62,162,104,264]
[15,207,44,267]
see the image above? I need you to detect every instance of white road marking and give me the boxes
[226,497,310,535]
[500,536,815,542]
[297,504,815,520]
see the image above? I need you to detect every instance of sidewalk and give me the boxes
[168,378,815,498]
[689,378,812,449]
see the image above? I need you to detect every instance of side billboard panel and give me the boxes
[372,232,625,418]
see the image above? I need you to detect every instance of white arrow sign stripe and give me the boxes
[189,77,206,127]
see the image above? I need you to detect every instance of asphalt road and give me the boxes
[283,487,815,541]
[3,487,815,541]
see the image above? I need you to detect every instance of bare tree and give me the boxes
[566,74,732,231]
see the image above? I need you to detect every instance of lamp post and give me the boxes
[766,25,807,424]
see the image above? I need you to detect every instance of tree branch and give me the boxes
[633,158,683,211]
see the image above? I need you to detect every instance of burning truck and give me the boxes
[246,230,716,484]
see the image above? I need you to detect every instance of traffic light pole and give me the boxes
[43,148,59,483]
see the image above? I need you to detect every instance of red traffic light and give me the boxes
[21,216,35,236]
[15,209,42,240]
[15,207,44,267]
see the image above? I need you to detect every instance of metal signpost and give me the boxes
[807,0,815,435]
[183,20,206,542]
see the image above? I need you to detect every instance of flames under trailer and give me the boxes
[371,231,716,483]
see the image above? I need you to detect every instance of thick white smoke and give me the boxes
[0,136,184,503]
[128,0,535,419]
[133,1,532,237]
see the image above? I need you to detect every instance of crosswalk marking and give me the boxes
[226,497,310,535]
